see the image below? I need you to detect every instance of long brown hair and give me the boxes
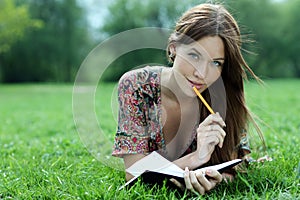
[167,3,264,165]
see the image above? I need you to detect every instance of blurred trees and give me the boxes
[0,0,299,82]
[0,0,42,81]
[225,0,295,78]
[100,0,189,81]
[100,0,300,80]
[224,0,284,78]
[0,0,92,82]
[0,0,42,54]
[280,0,300,77]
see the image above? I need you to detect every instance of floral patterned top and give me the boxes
[112,66,251,158]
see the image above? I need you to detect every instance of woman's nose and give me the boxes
[193,62,208,79]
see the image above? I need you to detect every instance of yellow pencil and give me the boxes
[193,86,215,114]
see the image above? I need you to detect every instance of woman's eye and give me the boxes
[189,53,199,60]
[212,60,222,67]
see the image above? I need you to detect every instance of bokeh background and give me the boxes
[1,0,299,83]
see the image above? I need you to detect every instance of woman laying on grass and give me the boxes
[112,2,264,195]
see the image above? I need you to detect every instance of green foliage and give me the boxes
[101,0,198,35]
[225,0,280,75]
[0,0,92,82]
[100,0,203,82]
[0,81,299,199]
[279,0,300,77]
[224,0,295,78]
[100,49,167,82]
[1,0,300,82]
[100,0,300,81]
[0,0,42,53]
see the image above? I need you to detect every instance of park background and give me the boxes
[1,0,299,199]
[1,0,300,82]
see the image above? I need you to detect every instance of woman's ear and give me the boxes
[169,43,176,56]
[167,43,177,64]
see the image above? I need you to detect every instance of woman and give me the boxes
[112,3,263,195]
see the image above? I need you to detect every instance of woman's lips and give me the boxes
[187,79,204,90]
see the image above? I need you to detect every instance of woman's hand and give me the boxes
[194,112,226,164]
[170,168,222,195]
[222,172,234,183]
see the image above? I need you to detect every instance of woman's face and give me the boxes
[171,36,225,96]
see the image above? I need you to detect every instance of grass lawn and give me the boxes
[0,80,299,199]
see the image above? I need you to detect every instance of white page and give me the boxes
[126,151,184,177]
[200,159,242,172]
[127,151,242,177]
[119,151,184,190]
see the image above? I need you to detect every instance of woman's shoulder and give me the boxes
[118,65,167,89]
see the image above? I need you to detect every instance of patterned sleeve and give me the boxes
[112,69,160,157]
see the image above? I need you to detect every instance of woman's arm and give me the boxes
[124,113,226,181]
[123,154,146,181]
[173,113,226,170]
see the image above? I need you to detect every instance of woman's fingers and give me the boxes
[199,129,226,148]
[206,125,226,147]
[184,167,193,190]
[212,126,226,148]
[196,171,215,191]
[196,169,222,191]
[184,168,205,195]
[190,171,205,195]
[184,168,223,195]
[198,121,226,148]
[169,178,185,191]
[205,169,223,183]
[210,125,226,137]
[200,112,226,127]
[196,113,227,152]
[222,173,234,183]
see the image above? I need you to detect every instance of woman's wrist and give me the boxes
[173,151,206,170]
[190,151,207,169]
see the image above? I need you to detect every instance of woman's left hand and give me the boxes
[170,167,222,195]
[222,172,234,183]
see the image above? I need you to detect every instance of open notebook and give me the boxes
[119,151,242,190]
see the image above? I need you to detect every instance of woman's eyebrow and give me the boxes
[191,47,225,61]
[191,47,224,60]
[191,48,202,55]
[214,57,225,60]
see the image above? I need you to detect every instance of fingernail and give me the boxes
[206,169,212,175]
[185,167,189,172]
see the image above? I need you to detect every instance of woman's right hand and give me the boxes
[170,167,223,195]
[194,112,226,164]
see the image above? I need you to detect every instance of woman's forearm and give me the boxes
[173,151,206,170]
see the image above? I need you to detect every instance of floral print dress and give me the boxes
[112,66,251,158]
[112,66,165,156]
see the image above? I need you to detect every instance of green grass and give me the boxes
[0,80,299,199]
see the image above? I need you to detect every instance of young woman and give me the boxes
[112,3,263,195]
